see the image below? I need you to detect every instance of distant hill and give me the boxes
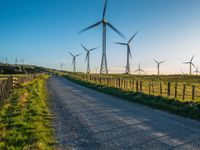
[0,63,52,74]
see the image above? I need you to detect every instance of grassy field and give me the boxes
[67,73,200,102]
[62,72,200,121]
[0,75,55,149]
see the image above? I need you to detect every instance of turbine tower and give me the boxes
[81,44,98,74]
[183,55,195,75]
[69,51,81,72]
[134,64,145,75]
[79,0,124,74]
[154,59,165,75]
[115,31,138,74]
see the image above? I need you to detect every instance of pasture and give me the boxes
[62,72,200,120]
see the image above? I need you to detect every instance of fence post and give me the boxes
[160,81,162,96]
[167,82,171,96]
[175,82,177,98]
[132,80,134,92]
[152,82,154,95]
[140,81,142,92]
[192,85,195,100]
[136,81,139,92]
[183,84,186,100]
[149,81,151,94]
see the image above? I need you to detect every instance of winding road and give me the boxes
[47,76,200,150]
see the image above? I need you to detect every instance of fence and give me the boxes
[0,74,41,100]
[66,72,200,101]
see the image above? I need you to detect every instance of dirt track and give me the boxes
[47,76,200,150]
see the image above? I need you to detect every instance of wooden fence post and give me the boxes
[183,84,186,100]
[140,81,142,92]
[160,81,162,96]
[152,82,154,95]
[167,82,171,96]
[136,81,139,92]
[192,85,195,100]
[175,82,177,98]
[149,81,151,94]
[132,80,134,92]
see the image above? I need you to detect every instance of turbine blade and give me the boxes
[160,61,165,64]
[190,55,195,62]
[191,62,195,68]
[134,69,139,73]
[81,44,88,51]
[128,31,139,44]
[103,0,108,19]
[153,59,158,64]
[68,51,74,57]
[78,21,101,34]
[115,42,127,45]
[89,47,98,51]
[75,54,81,57]
[183,62,190,64]
[107,22,125,38]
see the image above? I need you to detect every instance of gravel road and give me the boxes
[47,76,200,150]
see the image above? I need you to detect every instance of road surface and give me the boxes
[47,76,200,150]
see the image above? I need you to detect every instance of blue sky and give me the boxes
[1,0,200,74]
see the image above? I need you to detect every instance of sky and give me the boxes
[0,0,200,74]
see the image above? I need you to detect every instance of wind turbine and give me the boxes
[134,64,145,75]
[81,44,98,74]
[69,51,81,72]
[193,66,200,75]
[154,59,165,75]
[183,55,195,75]
[94,67,99,74]
[115,31,138,74]
[79,0,124,74]
[5,57,8,64]
[15,58,18,66]
[60,63,64,71]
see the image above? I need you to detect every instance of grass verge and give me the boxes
[63,75,200,121]
[0,75,55,149]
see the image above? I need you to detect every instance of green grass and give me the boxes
[0,75,55,149]
[63,74,200,121]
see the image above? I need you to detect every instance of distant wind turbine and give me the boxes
[79,0,124,74]
[134,64,145,75]
[5,57,8,64]
[183,55,195,75]
[69,51,81,72]
[94,67,99,74]
[60,63,64,71]
[154,59,165,75]
[15,58,18,66]
[193,66,200,75]
[115,31,138,74]
[81,44,98,74]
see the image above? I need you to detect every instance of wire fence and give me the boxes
[67,72,200,102]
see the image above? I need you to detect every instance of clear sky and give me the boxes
[1,0,200,74]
